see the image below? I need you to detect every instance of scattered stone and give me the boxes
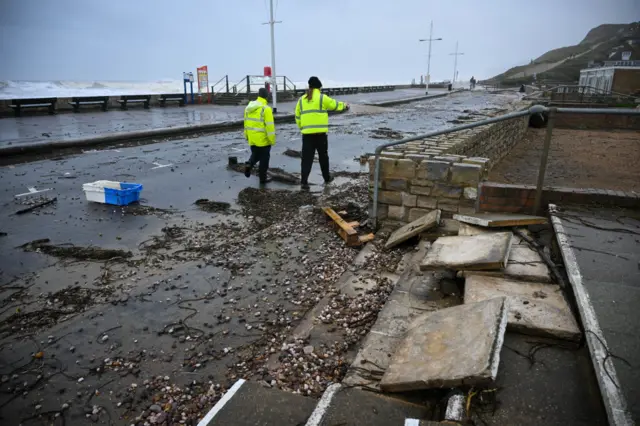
[303,345,314,355]
[149,404,162,413]
[380,297,509,392]
[101,335,109,342]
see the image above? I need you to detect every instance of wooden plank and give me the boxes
[346,221,360,228]
[322,207,357,236]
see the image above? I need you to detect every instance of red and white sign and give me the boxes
[197,66,209,94]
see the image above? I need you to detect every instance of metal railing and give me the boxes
[525,85,638,105]
[371,105,640,228]
[210,75,230,97]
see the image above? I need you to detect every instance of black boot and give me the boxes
[244,164,252,178]
[260,176,273,184]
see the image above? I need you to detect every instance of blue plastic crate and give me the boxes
[83,180,143,205]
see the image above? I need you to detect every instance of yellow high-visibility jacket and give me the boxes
[244,97,276,146]
[295,89,346,134]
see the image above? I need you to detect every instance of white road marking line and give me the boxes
[15,187,52,198]
[196,379,245,426]
[305,383,342,426]
[151,162,173,170]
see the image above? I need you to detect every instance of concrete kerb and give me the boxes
[0,90,450,159]
[0,114,297,158]
[549,204,633,426]
[365,90,461,108]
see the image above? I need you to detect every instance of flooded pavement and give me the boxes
[0,89,441,149]
[0,91,521,425]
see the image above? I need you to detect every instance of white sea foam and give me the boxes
[0,78,416,100]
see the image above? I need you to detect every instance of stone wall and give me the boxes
[370,101,530,228]
[477,182,640,213]
[554,111,640,130]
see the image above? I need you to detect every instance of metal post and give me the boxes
[453,41,458,86]
[246,75,250,94]
[419,23,441,95]
[449,41,464,88]
[225,75,229,93]
[426,21,433,95]
[269,0,278,113]
[533,108,556,215]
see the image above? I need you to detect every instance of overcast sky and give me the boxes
[1,0,639,84]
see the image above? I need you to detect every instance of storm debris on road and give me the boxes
[228,162,301,184]
[195,199,232,213]
[283,149,302,158]
[19,238,133,260]
[13,197,57,215]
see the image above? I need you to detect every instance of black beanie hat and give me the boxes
[308,76,322,89]
[258,88,269,99]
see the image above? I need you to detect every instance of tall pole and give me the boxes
[269,0,278,113]
[419,23,442,95]
[426,21,433,95]
[450,41,464,88]
[453,41,458,85]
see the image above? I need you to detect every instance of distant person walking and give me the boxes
[470,76,476,89]
[295,76,349,190]
[243,88,275,184]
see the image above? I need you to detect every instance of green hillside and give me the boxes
[486,22,639,84]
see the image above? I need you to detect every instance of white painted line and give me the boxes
[151,162,173,170]
[196,379,245,426]
[549,204,633,426]
[230,147,247,152]
[15,187,52,198]
[404,419,420,426]
[305,383,342,426]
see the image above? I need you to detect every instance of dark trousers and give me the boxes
[247,145,271,182]
[301,133,330,184]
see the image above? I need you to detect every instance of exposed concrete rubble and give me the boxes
[385,209,441,249]
[379,297,509,392]
[340,210,584,423]
[453,212,547,227]
[459,224,552,282]
[464,274,580,341]
[420,232,513,271]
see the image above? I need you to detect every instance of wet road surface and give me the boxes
[0,91,523,425]
[0,89,443,149]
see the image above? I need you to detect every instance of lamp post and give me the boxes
[419,21,442,95]
[263,0,282,113]
[450,41,464,88]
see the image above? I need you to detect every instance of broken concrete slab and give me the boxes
[385,209,441,249]
[420,218,460,241]
[454,213,547,228]
[458,225,551,282]
[420,232,513,271]
[463,245,551,283]
[379,297,509,392]
[343,271,461,389]
[464,275,580,341]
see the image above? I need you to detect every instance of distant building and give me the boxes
[579,45,640,94]
[579,66,640,95]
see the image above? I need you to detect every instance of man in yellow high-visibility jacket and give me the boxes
[244,88,276,184]
[295,76,349,189]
